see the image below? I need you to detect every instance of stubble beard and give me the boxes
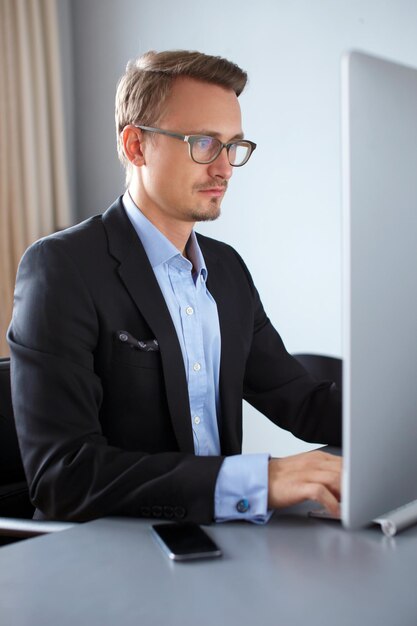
[189,197,222,222]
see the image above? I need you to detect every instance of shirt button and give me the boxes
[193,362,201,372]
[185,306,194,315]
[236,498,250,513]
[194,416,201,425]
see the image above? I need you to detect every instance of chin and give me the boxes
[191,210,221,223]
[190,201,222,223]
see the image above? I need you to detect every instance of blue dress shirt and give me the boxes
[123,191,270,522]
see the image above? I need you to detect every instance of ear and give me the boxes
[122,125,146,166]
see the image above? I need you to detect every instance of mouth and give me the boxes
[197,187,226,197]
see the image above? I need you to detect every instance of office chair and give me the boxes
[0,357,73,544]
[0,357,33,519]
[293,353,342,390]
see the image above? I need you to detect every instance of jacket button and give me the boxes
[151,505,162,517]
[140,506,151,517]
[174,506,186,519]
[163,506,174,519]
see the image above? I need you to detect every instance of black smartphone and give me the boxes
[151,522,222,561]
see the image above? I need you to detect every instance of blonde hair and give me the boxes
[115,50,248,183]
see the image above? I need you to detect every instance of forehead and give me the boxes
[158,76,242,136]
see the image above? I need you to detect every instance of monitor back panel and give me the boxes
[342,51,417,528]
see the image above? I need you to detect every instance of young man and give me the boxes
[8,50,341,523]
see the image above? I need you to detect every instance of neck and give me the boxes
[128,184,193,255]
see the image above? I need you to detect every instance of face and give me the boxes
[130,77,243,235]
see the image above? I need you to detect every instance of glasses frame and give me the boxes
[133,125,256,167]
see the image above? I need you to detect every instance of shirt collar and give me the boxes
[122,190,208,281]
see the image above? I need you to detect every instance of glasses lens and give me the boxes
[191,136,222,163]
[228,142,252,166]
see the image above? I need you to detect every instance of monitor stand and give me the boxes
[310,498,417,537]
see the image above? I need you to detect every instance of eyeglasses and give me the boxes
[133,125,256,167]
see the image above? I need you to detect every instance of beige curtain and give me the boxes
[0,0,71,355]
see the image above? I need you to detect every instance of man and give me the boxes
[8,50,341,523]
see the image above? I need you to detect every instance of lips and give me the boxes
[198,187,226,196]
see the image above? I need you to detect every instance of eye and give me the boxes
[190,136,222,163]
[196,136,214,151]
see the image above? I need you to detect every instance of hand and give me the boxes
[268,450,342,516]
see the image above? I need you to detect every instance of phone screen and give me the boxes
[151,522,222,561]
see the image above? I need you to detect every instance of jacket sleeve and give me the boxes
[8,238,223,523]
[235,252,342,446]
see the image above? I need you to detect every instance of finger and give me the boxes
[282,469,341,502]
[303,469,342,499]
[272,480,341,515]
[267,468,341,510]
[299,482,341,516]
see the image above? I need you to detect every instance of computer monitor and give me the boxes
[341,50,417,529]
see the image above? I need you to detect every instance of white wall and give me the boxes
[66,0,417,456]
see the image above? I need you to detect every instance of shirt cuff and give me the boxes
[214,453,272,524]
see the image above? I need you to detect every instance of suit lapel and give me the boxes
[102,199,194,453]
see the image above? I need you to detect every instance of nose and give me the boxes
[206,147,233,180]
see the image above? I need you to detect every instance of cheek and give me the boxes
[144,148,208,203]
[156,161,197,197]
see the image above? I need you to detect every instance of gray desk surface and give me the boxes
[1,505,417,626]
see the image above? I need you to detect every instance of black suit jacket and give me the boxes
[8,197,341,523]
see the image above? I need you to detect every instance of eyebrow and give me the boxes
[186,129,245,141]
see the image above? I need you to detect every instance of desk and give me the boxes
[1,505,416,626]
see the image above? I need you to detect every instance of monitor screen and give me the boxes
[341,50,417,528]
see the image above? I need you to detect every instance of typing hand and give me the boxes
[267,450,342,516]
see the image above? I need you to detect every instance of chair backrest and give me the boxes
[0,357,34,520]
[293,353,342,391]
[0,359,73,539]
[0,358,27,485]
